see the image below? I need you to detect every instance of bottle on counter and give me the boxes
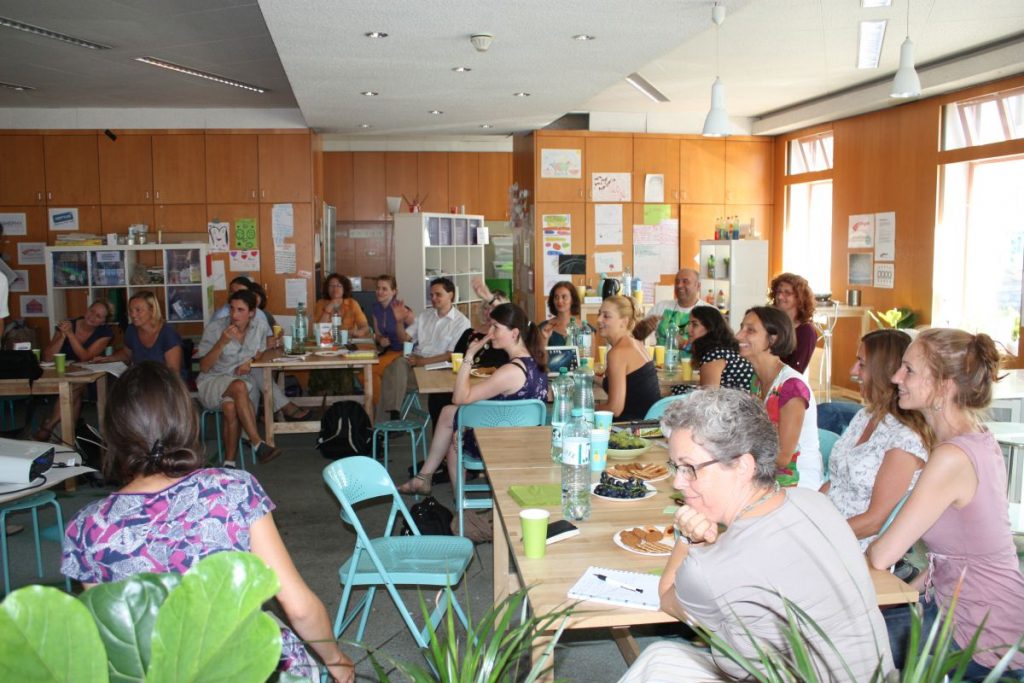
[561,408,592,521]
[707,254,716,279]
[621,267,633,300]
[579,320,594,359]
[716,289,727,310]
[294,302,308,344]
[573,357,595,425]
[550,368,575,463]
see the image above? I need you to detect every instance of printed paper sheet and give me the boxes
[874,211,896,261]
[591,173,631,202]
[229,249,260,272]
[594,204,623,245]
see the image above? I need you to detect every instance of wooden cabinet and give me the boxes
[323,152,354,221]
[585,136,633,201]
[205,134,259,203]
[725,140,773,204]
[352,152,386,221]
[43,135,100,205]
[257,133,312,203]
[535,135,585,202]
[680,138,725,204]
[155,204,207,236]
[385,152,418,209]
[98,134,153,205]
[448,153,479,214]
[152,134,206,204]
[259,202,313,314]
[679,204,723,269]
[0,135,46,205]
[478,152,511,220]
[417,153,449,213]
[633,136,679,202]
[101,205,155,235]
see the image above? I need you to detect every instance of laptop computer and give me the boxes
[546,346,580,377]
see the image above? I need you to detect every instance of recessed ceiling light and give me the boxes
[134,57,267,93]
[428,110,444,115]
[513,92,531,97]
[359,123,372,128]
[857,19,887,69]
[860,0,892,7]
[0,80,34,91]
[452,66,472,72]
[573,34,596,41]
[480,124,493,129]
[365,31,388,38]
[0,16,112,50]
[361,90,379,96]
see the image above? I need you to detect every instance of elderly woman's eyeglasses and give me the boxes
[667,454,742,480]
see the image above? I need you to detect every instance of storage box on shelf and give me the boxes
[394,212,486,314]
[698,239,768,330]
[45,243,211,330]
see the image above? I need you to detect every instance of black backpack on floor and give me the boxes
[316,400,372,459]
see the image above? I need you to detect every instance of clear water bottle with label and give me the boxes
[561,408,592,521]
[293,302,308,345]
[331,304,342,344]
[550,368,574,463]
[579,320,594,358]
[573,357,595,425]
[566,315,579,352]
[621,267,632,301]
[665,323,679,373]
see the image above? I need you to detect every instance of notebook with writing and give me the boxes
[567,565,661,611]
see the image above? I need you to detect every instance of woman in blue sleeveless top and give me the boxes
[398,303,548,495]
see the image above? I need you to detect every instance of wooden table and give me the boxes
[252,349,378,446]
[476,426,918,677]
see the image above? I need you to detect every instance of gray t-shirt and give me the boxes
[676,488,893,681]
[197,315,269,379]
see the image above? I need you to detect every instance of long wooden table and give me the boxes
[476,426,918,677]
[252,348,378,446]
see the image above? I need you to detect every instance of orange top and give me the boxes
[313,297,368,331]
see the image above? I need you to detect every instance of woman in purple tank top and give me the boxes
[868,328,1024,680]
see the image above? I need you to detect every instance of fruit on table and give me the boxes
[594,472,649,499]
[609,431,647,449]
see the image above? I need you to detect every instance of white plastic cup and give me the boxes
[283,335,293,353]
[403,341,414,357]
[340,329,349,345]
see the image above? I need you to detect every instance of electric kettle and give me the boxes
[601,278,621,299]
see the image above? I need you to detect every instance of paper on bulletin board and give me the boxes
[849,253,873,286]
[19,295,47,317]
[0,212,27,236]
[643,204,671,225]
[594,251,623,273]
[208,221,229,252]
[848,214,875,248]
[594,204,623,245]
[8,269,29,292]
[591,173,631,202]
[285,278,307,308]
[874,211,896,261]
[274,243,296,274]
[210,259,227,291]
[16,242,45,265]
[644,174,665,203]
[540,149,582,179]
[542,214,572,294]
[48,208,78,231]
[874,263,895,289]
[229,249,260,272]
[234,218,257,250]
[272,203,294,244]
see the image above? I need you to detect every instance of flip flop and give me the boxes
[284,408,312,422]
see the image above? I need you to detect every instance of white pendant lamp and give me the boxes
[702,3,729,137]
[890,1,921,98]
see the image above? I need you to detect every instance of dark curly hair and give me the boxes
[689,306,739,367]
[770,272,816,324]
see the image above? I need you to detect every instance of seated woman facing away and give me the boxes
[868,329,1024,679]
[537,280,582,347]
[398,303,547,495]
[595,295,660,421]
[619,389,892,683]
[61,362,354,683]
[823,329,928,549]
[671,305,753,394]
[737,306,823,489]
[94,290,183,375]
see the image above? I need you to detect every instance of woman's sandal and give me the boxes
[283,407,312,422]
[397,473,432,496]
[33,427,53,443]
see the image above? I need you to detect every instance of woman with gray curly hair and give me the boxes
[618,388,892,682]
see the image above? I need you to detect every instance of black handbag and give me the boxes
[0,350,43,381]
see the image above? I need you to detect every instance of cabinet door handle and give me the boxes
[47,192,52,200]
[155,191,160,200]
[578,188,584,198]
[145,191,150,199]
[673,190,679,200]
[261,189,265,199]
[251,190,256,200]
[37,192,42,201]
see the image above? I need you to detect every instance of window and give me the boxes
[943,86,1024,150]
[934,154,1024,354]
[784,180,833,293]
[787,132,834,174]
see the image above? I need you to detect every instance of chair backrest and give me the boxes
[456,399,547,430]
[323,457,418,536]
[645,395,684,420]
[879,490,911,535]
[818,428,841,480]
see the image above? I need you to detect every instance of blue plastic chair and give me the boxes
[322,457,474,648]
[198,406,255,470]
[1,491,71,595]
[645,395,686,420]
[455,399,547,536]
[372,392,430,471]
[880,490,911,535]
[818,429,841,482]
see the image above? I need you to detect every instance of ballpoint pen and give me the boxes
[595,573,644,593]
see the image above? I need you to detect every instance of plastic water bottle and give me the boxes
[621,267,632,300]
[293,302,308,344]
[550,368,575,463]
[566,315,579,350]
[579,320,594,359]
[331,304,342,344]
[573,357,595,425]
[561,408,592,521]
[665,323,679,373]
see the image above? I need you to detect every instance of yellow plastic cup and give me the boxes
[520,508,550,559]
[680,357,693,381]
[451,352,464,373]
[597,345,608,366]
[654,345,666,368]
[54,353,66,375]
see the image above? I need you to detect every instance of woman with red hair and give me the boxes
[770,272,817,374]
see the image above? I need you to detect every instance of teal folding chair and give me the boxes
[1,491,71,596]
[455,399,547,536]
[322,457,474,648]
[818,429,841,482]
[645,395,686,420]
[372,392,430,471]
[880,490,911,535]
[198,405,255,469]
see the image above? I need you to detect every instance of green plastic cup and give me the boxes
[54,353,66,374]
[519,508,550,559]
[32,348,40,360]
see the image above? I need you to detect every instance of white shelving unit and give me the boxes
[394,212,486,314]
[698,239,769,330]
[44,243,212,330]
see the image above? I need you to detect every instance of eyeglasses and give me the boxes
[667,454,742,481]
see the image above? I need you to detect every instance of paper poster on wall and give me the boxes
[642,204,671,225]
[274,243,296,274]
[594,251,623,273]
[285,278,307,308]
[848,214,875,248]
[591,173,631,202]
[874,263,895,289]
[540,149,582,179]
[0,212,27,236]
[16,242,45,265]
[48,208,79,231]
[542,214,572,295]
[229,249,260,272]
[644,174,665,203]
[848,253,873,286]
[19,295,47,317]
[234,218,257,250]
[8,269,29,292]
[210,259,227,291]
[874,211,896,261]
[271,203,294,244]
[594,203,623,245]
[208,221,229,252]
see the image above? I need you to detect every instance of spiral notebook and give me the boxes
[567,566,661,611]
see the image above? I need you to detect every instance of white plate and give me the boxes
[591,481,657,502]
[314,350,344,357]
[39,362,55,368]
[470,368,496,378]
[613,528,676,556]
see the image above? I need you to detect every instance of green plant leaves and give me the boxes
[0,585,109,682]
[147,552,282,683]
[79,572,181,683]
